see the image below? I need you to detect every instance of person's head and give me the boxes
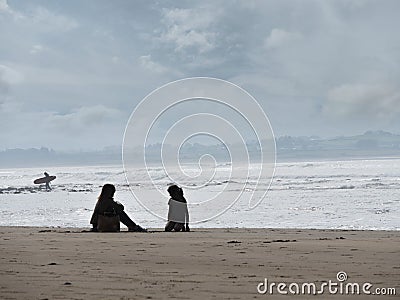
[167,184,183,199]
[99,184,116,200]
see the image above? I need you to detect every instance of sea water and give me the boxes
[0,159,399,230]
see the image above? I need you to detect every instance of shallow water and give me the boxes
[0,159,399,230]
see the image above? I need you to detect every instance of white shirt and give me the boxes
[167,198,189,223]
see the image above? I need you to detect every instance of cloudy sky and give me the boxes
[1,0,399,151]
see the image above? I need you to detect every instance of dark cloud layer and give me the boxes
[1,0,399,150]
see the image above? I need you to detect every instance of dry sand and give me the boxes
[0,227,398,299]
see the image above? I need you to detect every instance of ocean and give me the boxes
[0,159,399,230]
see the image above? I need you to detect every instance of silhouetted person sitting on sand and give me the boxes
[165,185,190,232]
[90,184,146,232]
[44,172,51,191]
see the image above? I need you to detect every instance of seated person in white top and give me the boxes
[165,185,190,232]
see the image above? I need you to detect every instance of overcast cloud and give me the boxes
[1,0,399,151]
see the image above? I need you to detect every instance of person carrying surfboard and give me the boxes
[33,172,56,191]
[44,172,52,191]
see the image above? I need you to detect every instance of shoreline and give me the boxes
[2,225,399,232]
[1,227,398,299]
[1,155,400,170]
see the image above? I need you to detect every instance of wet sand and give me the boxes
[0,227,398,299]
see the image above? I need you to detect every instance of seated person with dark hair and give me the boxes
[90,184,146,232]
[165,185,190,232]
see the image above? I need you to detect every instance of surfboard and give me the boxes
[34,176,56,184]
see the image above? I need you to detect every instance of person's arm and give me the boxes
[167,198,172,222]
[112,200,124,213]
[90,201,100,226]
[185,204,190,232]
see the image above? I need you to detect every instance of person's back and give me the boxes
[92,192,124,216]
[165,185,190,232]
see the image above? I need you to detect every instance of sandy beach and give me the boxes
[0,227,398,299]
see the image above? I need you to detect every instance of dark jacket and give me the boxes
[90,197,124,225]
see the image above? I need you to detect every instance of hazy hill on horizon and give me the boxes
[1,131,400,168]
